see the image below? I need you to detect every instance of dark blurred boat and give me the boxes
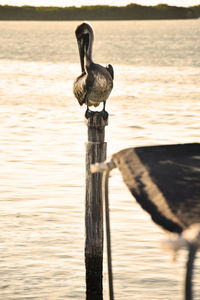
[112,143,200,233]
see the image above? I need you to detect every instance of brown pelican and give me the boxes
[73,22,114,118]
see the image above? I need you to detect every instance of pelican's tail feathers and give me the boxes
[106,64,114,80]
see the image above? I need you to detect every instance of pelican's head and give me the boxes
[75,22,94,72]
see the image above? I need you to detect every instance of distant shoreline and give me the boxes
[0,4,200,21]
[1,17,200,21]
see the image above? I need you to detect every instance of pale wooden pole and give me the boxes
[85,111,108,300]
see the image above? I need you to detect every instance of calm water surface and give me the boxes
[0,20,200,299]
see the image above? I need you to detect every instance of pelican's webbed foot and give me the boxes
[101,101,108,120]
[101,110,108,120]
[85,108,95,119]
[85,99,93,119]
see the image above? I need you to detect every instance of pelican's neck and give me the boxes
[85,31,94,68]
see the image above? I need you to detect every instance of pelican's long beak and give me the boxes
[77,38,85,73]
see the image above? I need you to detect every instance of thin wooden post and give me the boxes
[185,243,198,300]
[85,111,108,300]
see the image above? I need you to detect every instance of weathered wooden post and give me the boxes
[85,111,108,300]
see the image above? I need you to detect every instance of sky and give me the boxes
[0,0,199,7]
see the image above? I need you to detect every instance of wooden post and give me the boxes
[185,243,197,300]
[85,111,108,300]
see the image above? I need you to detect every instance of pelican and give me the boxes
[73,22,114,118]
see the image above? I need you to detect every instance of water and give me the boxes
[0,20,200,299]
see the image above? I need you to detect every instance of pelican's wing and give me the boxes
[73,72,87,106]
[106,64,114,80]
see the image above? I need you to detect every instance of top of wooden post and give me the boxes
[85,111,109,128]
[85,111,109,143]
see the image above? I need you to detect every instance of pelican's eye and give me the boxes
[75,26,84,39]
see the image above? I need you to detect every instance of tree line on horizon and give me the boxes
[0,4,200,20]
